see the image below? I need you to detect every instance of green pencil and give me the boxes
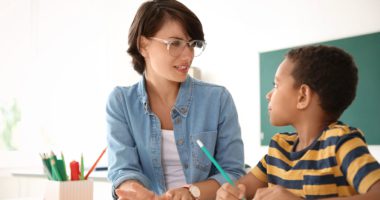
[80,153,84,180]
[196,139,246,200]
[196,140,235,185]
[50,158,63,181]
[39,153,53,180]
[59,152,68,181]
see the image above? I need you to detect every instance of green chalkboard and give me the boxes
[259,32,380,145]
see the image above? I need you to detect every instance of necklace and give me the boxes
[145,81,177,112]
[157,95,174,111]
[148,91,175,112]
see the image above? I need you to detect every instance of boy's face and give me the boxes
[266,58,299,126]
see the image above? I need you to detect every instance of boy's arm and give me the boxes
[238,172,267,199]
[217,172,267,200]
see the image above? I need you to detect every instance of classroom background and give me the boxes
[1,0,380,199]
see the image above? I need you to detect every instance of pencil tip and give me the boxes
[196,139,204,147]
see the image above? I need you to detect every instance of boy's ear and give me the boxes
[296,84,312,110]
[139,36,149,58]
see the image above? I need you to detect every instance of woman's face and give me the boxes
[142,19,194,84]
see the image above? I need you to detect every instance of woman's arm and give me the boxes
[210,88,246,184]
[106,87,151,198]
[116,180,172,200]
[193,179,221,199]
[177,88,244,200]
[164,179,220,200]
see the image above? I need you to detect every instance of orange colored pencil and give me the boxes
[85,147,107,180]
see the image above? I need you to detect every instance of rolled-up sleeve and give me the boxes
[106,87,151,198]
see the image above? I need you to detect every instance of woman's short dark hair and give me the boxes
[127,0,204,75]
[286,45,358,120]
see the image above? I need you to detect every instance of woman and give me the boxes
[106,0,245,199]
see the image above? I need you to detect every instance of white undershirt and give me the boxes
[161,129,186,189]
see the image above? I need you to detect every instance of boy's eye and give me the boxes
[273,82,278,88]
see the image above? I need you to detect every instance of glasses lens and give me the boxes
[168,40,206,57]
[193,41,206,57]
[168,40,185,57]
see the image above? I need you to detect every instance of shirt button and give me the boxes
[184,163,189,169]
[175,117,182,124]
[180,107,187,114]
[177,139,184,145]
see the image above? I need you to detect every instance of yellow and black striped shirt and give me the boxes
[252,121,380,199]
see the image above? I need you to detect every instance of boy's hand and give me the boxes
[216,182,246,200]
[115,181,171,200]
[254,185,302,200]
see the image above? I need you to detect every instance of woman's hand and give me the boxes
[165,187,194,200]
[116,181,171,200]
[216,182,246,200]
[254,185,302,200]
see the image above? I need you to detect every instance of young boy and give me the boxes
[216,45,380,200]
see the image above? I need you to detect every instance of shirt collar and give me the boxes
[137,75,193,117]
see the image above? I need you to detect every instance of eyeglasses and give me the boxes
[149,37,206,57]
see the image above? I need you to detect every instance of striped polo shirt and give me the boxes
[251,121,380,199]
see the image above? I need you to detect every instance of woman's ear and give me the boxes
[139,36,149,58]
[296,84,312,110]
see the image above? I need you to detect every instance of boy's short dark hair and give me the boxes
[127,0,204,75]
[286,45,358,120]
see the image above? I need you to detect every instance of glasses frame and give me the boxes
[149,37,206,57]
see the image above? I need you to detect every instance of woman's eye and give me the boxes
[170,40,182,47]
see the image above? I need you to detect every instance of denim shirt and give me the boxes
[106,75,245,197]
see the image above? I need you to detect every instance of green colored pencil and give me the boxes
[80,153,84,180]
[60,152,68,181]
[197,139,246,200]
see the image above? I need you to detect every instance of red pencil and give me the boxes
[85,147,107,180]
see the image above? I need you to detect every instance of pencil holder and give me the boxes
[44,179,93,200]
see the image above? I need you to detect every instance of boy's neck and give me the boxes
[294,119,329,152]
[293,98,335,151]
